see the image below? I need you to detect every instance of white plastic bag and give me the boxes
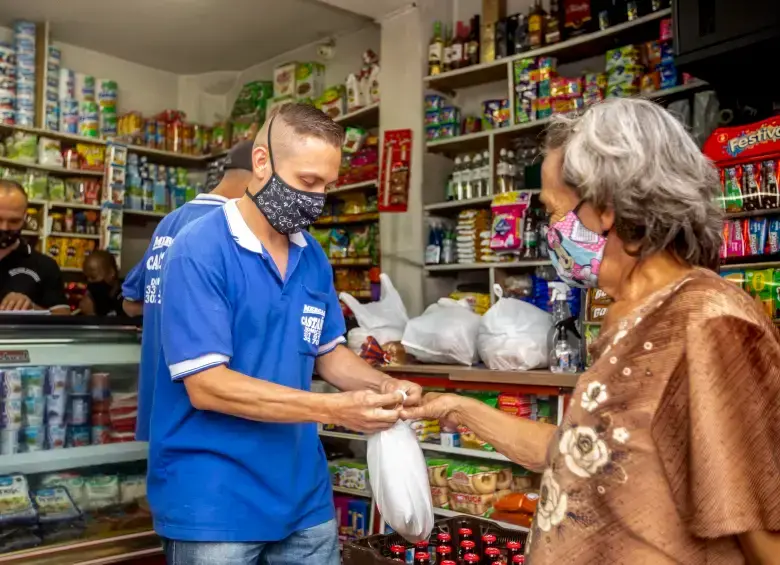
[477,290,552,371]
[367,420,434,543]
[401,298,481,365]
[340,274,408,346]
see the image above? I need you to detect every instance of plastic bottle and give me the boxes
[453,156,463,200]
[462,154,473,199]
[497,149,510,193]
[442,226,457,264]
[506,150,517,193]
[425,221,443,264]
[471,153,484,198]
[548,282,580,373]
[482,150,492,195]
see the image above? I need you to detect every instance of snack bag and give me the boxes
[746,269,774,318]
[490,191,531,252]
[720,269,746,289]
[721,166,744,212]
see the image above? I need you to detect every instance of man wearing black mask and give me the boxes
[0,180,68,313]
[80,250,125,317]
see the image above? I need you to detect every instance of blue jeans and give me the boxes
[162,519,339,565]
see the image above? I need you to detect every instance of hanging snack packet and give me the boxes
[748,217,768,256]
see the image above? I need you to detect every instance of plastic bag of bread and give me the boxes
[511,469,535,491]
[449,492,495,516]
[367,418,433,543]
[446,462,498,494]
[430,485,449,508]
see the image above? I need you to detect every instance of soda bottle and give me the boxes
[389,544,406,561]
[459,540,476,560]
[484,547,501,562]
[414,551,431,565]
[415,540,430,555]
[436,545,454,562]
[458,527,473,542]
[512,555,526,564]
[436,532,452,548]
[506,540,523,560]
[464,553,481,564]
[481,534,497,553]
[441,561,457,565]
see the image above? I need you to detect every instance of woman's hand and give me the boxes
[401,392,461,428]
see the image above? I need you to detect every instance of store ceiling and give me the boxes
[0,0,373,74]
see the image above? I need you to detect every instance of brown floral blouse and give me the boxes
[527,269,780,564]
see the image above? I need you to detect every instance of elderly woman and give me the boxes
[402,98,780,564]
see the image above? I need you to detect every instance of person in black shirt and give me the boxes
[80,250,125,317]
[0,180,69,313]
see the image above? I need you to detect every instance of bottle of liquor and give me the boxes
[428,21,444,76]
[563,0,595,36]
[442,23,452,73]
[466,16,481,66]
[450,22,465,70]
[528,0,547,48]
[514,13,529,53]
[545,0,563,44]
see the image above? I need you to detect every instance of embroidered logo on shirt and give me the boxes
[8,267,40,282]
[301,304,325,346]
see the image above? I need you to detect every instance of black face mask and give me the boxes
[245,117,327,235]
[0,229,21,249]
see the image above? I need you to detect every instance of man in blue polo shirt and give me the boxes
[121,141,253,441]
[151,103,422,565]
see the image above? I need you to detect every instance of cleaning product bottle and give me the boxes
[548,282,580,373]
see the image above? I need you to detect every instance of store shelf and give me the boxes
[329,257,375,267]
[328,179,378,195]
[60,266,82,273]
[382,364,581,388]
[424,8,671,91]
[0,530,160,565]
[0,157,104,177]
[0,442,148,475]
[420,443,511,462]
[333,485,373,498]
[123,209,167,218]
[424,259,551,272]
[725,207,780,219]
[425,191,540,212]
[335,103,380,129]
[0,338,140,365]
[48,231,100,240]
[432,507,529,532]
[720,257,780,269]
[315,212,379,225]
[125,143,208,166]
[21,230,39,237]
[0,123,108,147]
[47,200,102,210]
[426,80,708,156]
[338,289,373,299]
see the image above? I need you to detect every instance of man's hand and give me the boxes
[325,390,403,433]
[0,292,33,311]
[380,378,423,407]
[400,392,462,429]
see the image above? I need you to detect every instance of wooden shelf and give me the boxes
[425,190,540,212]
[48,231,100,240]
[424,9,671,91]
[123,209,167,218]
[327,179,378,195]
[0,157,104,177]
[315,212,379,225]
[329,257,374,267]
[47,201,101,210]
[335,103,380,129]
[725,207,780,219]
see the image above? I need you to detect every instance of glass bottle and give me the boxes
[545,0,563,44]
[461,154,473,199]
[466,16,481,66]
[453,156,464,200]
[471,153,484,198]
[442,23,452,73]
[528,0,547,48]
[482,150,492,195]
[450,22,465,70]
[522,211,538,259]
[428,21,444,75]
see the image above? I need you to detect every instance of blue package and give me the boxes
[347,499,368,538]
[768,218,780,254]
[748,217,768,256]
[659,64,677,90]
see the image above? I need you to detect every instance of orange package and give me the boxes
[490,510,533,529]
[494,490,539,514]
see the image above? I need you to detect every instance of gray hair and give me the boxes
[543,97,722,270]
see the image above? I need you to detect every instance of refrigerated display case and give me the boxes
[0,319,161,564]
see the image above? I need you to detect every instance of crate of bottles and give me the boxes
[342,515,528,564]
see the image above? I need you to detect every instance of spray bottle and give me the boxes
[548,282,581,373]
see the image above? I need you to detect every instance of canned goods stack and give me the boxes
[0,366,117,455]
[0,43,16,125]
[45,46,61,131]
[13,20,36,127]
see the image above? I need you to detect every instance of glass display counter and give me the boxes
[0,318,160,564]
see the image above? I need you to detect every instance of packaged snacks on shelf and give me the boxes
[745,269,775,318]
[329,228,349,259]
[231,80,273,118]
[318,85,346,120]
[481,99,510,130]
[448,490,506,516]
[748,217,768,255]
[273,62,297,98]
[37,137,63,167]
[295,62,325,104]
[82,475,120,512]
[490,191,531,252]
[76,144,104,171]
[26,171,48,200]
[329,459,370,492]
[343,127,367,154]
[0,474,37,525]
[447,462,499,495]
[33,487,81,523]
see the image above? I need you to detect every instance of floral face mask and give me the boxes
[544,202,607,289]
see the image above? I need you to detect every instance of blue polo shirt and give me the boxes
[122,193,229,442]
[148,199,346,542]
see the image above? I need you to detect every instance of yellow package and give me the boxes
[746,269,774,318]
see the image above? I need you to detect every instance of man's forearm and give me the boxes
[123,299,143,317]
[316,345,390,392]
[184,365,335,424]
[454,396,556,472]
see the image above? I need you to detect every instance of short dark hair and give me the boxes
[0,179,27,201]
[272,103,345,147]
[85,249,118,275]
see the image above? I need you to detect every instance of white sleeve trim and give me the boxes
[317,336,346,356]
[169,353,230,380]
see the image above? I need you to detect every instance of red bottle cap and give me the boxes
[415,541,429,549]
[459,527,473,536]
[437,532,452,543]
[460,540,476,550]
[513,556,526,564]
[507,541,522,550]
[492,562,505,565]
[414,551,430,559]
[390,544,406,553]
[437,546,453,555]
[464,554,480,563]
[485,547,501,557]
[441,562,457,565]
[482,534,497,543]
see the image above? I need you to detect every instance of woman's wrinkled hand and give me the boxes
[400,392,461,429]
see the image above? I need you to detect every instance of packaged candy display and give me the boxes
[46,236,97,270]
[231,80,273,121]
[721,268,779,320]
[336,134,379,187]
[329,460,371,493]
[379,129,412,212]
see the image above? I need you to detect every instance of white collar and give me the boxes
[222,199,307,254]
[190,193,229,205]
